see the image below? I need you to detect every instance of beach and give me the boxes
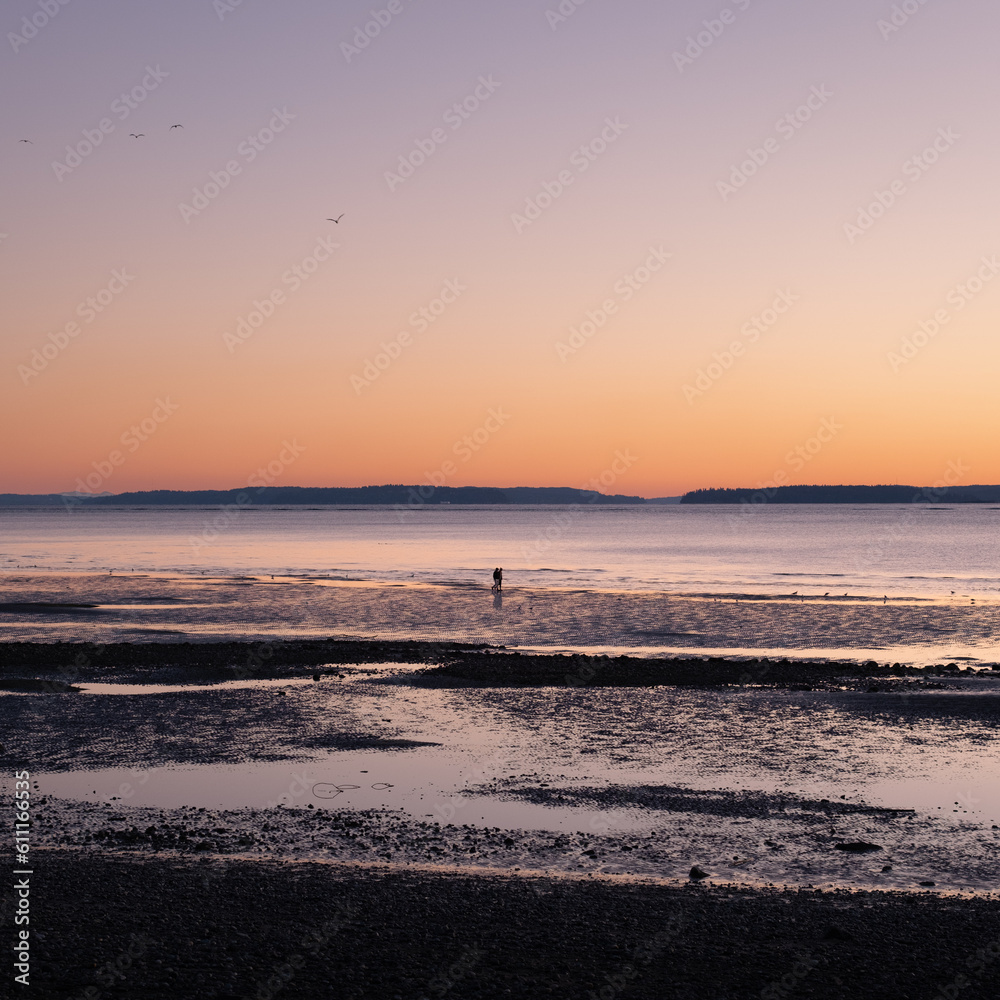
[26,851,1000,999]
[2,571,999,667]
[4,558,1000,998]
[10,0,1000,993]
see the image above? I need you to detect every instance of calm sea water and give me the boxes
[2,503,999,598]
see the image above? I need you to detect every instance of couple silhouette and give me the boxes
[491,567,503,591]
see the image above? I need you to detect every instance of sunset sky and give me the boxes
[3,0,998,498]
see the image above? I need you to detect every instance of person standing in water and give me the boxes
[492,567,503,591]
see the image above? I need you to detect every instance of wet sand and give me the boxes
[5,572,1000,996]
[30,786,1000,894]
[3,572,1000,667]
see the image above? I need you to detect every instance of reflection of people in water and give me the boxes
[493,589,503,610]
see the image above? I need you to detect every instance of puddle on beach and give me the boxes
[37,757,660,835]
[25,670,1000,829]
[7,658,1000,894]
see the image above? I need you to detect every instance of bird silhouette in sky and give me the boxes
[170,124,183,129]
[129,133,144,138]
[18,139,32,143]
[326,214,345,223]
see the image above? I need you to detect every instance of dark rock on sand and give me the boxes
[835,842,883,853]
[689,866,710,880]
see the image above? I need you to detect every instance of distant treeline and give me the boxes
[0,486,647,507]
[6,483,1000,506]
[680,485,1000,504]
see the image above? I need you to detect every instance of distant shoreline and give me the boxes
[3,483,1000,505]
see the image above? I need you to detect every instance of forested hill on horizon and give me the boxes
[3,485,1000,505]
[0,486,650,506]
[681,485,1000,504]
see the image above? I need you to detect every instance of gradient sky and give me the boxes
[3,0,998,497]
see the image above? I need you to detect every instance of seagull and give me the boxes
[170,124,184,129]
[129,133,144,139]
[326,214,345,223]
[17,139,32,143]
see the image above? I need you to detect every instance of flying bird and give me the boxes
[129,133,144,139]
[326,214,345,223]
[18,139,32,143]
[170,124,184,129]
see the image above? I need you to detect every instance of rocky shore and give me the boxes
[3,638,997,689]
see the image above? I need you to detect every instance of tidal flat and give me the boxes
[4,572,1000,997]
